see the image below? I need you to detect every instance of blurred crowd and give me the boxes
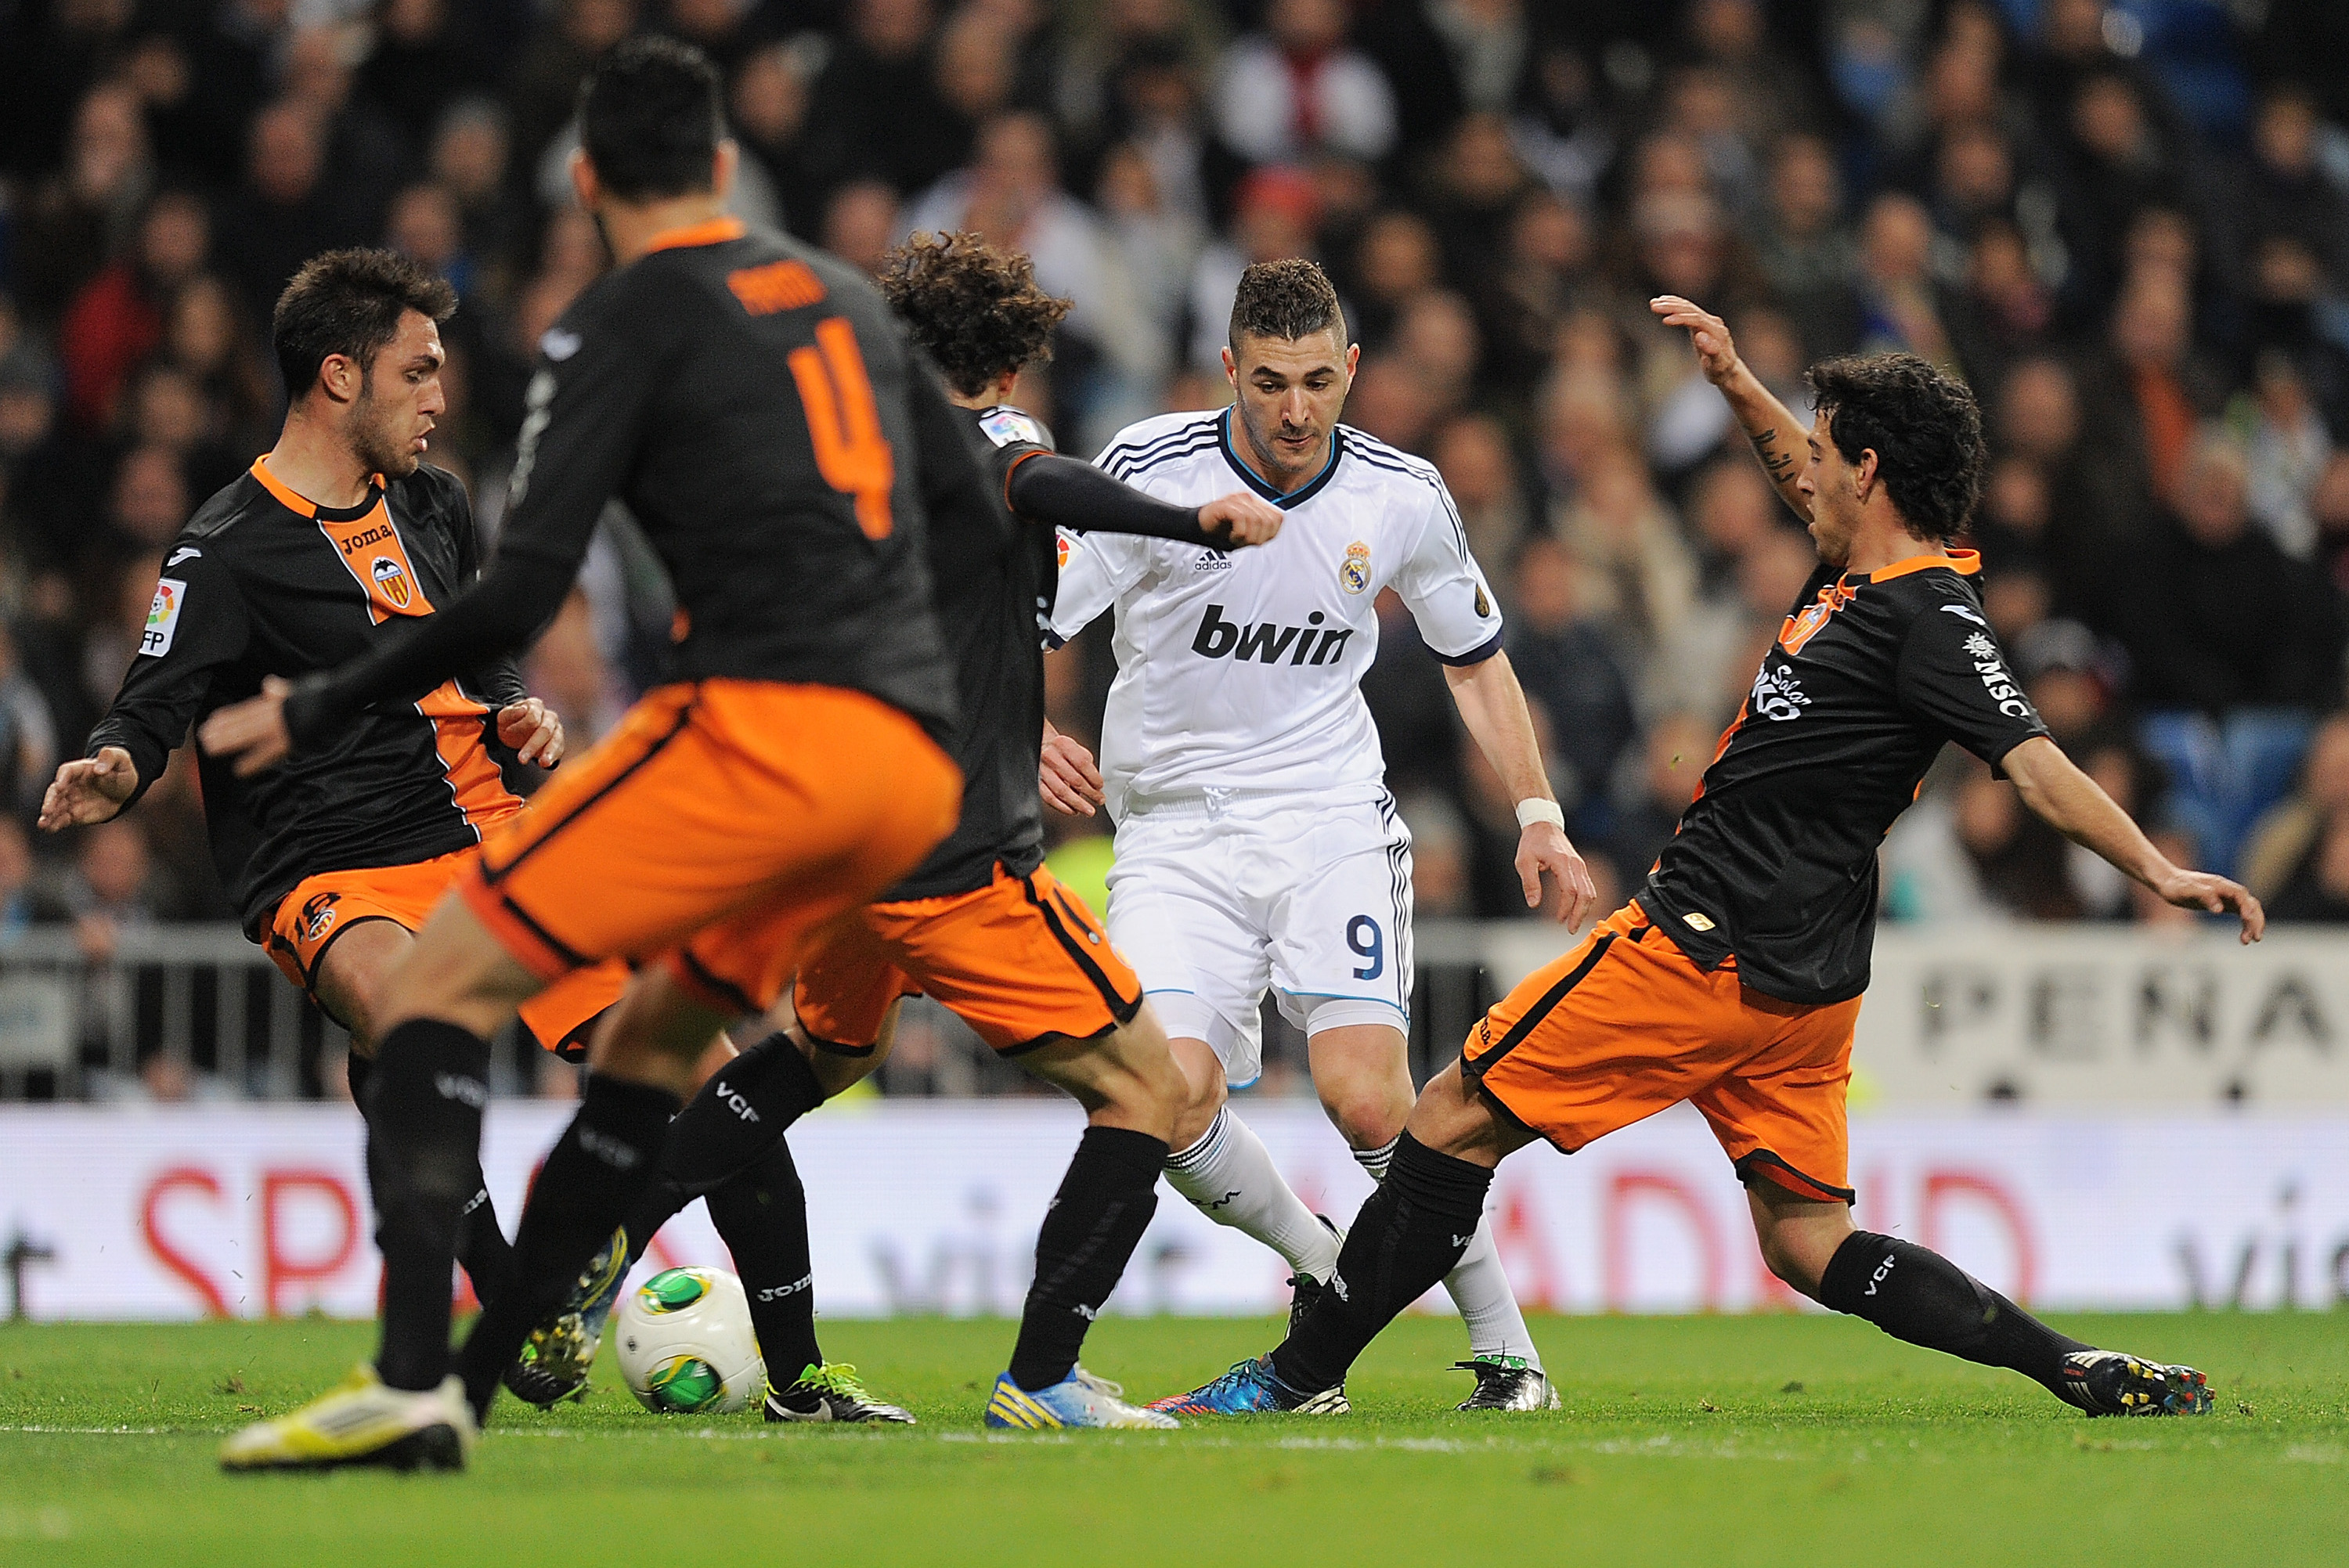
[4,0,2349,984]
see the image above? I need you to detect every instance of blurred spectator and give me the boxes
[2080,267,2228,512]
[16,83,154,327]
[2264,809,2349,923]
[1597,712,1713,897]
[57,190,209,433]
[2239,712,2349,903]
[1554,448,1695,652]
[1214,0,1396,167]
[215,100,370,330]
[1504,535,1636,827]
[165,275,276,460]
[731,38,832,240]
[360,0,495,153]
[0,817,37,939]
[906,112,1165,441]
[1754,132,1859,361]
[821,181,902,277]
[803,0,962,197]
[1185,163,1319,373]
[2117,433,2344,713]
[2232,349,2333,559]
[1431,413,1532,571]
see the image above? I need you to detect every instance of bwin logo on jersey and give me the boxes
[371,556,413,610]
[1338,540,1372,593]
[1191,604,1354,666]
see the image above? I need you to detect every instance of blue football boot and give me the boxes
[1149,1355,1348,1416]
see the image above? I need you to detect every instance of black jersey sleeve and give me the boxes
[441,467,529,712]
[1006,453,1224,546]
[280,293,655,749]
[87,546,251,806]
[1894,596,2050,770]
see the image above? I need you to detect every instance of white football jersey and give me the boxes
[1051,408,1503,816]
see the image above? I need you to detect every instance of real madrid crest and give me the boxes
[1339,540,1371,594]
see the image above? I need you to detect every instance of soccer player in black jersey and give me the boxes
[41,249,626,1310]
[499,230,1288,1429]
[212,41,978,1470]
[1159,294,2263,1420]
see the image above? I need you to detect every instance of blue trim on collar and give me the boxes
[1217,407,1344,509]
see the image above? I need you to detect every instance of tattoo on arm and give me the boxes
[1748,426,1797,483]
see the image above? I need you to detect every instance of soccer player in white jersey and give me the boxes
[1045,259,1599,1411]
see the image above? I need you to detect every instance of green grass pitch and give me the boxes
[1,1311,2344,1567]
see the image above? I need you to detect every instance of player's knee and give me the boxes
[1752,1218,1835,1299]
[1325,1089,1405,1152]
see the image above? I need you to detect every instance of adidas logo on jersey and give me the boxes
[1193,549,1232,572]
[1190,604,1355,666]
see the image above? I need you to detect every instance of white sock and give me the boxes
[1354,1135,1541,1371]
[1445,1216,1543,1370]
[1164,1107,1340,1281]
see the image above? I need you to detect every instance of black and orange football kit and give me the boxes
[85,455,626,1051]
[277,218,968,1011]
[1461,550,2049,1202]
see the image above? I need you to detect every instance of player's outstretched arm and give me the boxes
[2004,735,2265,943]
[1649,295,1813,524]
[1039,718,1103,818]
[1007,454,1282,549]
[37,748,139,831]
[1442,651,1597,930]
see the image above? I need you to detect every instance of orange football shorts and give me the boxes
[459,680,960,1016]
[1460,899,1861,1203]
[266,848,628,1058]
[781,861,1142,1054]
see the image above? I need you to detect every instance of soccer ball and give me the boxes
[614,1267,765,1415]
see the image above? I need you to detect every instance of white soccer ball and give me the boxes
[613,1267,766,1415]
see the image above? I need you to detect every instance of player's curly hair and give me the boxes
[1806,353,1986,545]
[272,247,456,402]
[878,232,1073,398]
[1229,258,1347,348]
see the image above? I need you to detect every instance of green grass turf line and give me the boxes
[1,1313,2344,1567]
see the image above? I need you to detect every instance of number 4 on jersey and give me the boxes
[789,317,894,541]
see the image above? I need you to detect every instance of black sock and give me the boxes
[1008,1125,1167,1392]
[662,1032,828,1196]
[1271,1134,1490,1396]
[364,1020,493,1393]
[456,1073,680,1421]
[595,1031,830,1281]
[455,1185,516,1311]
[705,1136,822,1386]
[1818,1231,2090,1397]
[352,1048,514,1310]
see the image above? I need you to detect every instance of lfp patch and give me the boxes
[141,578,187,658]
[980,408,1047,449]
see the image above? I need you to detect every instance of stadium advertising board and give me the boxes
[1,1101,2343,1321]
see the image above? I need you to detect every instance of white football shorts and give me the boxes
[1105,790,1413,1089]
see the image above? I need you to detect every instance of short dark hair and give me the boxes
[1229,258,1347,350]
[1806,352,1986,544]
[579,36,724,202]
[878,232,1073,398]
[272,248,456,401]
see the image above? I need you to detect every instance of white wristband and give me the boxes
[1514,798,1565,831]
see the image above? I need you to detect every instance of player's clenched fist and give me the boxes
[38,746,139,831]
[498,698,565,766]
[1197,492,1284,548]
